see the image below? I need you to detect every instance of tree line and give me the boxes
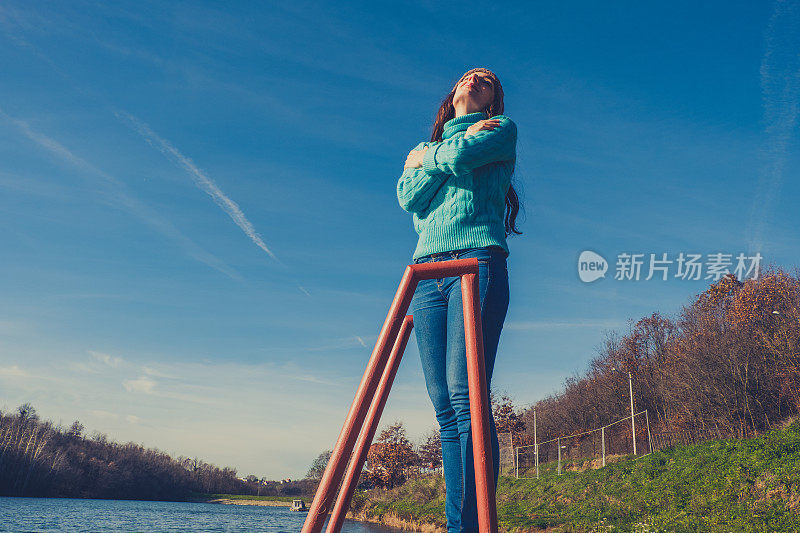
[0,404,249,499]
[518,266,800,448]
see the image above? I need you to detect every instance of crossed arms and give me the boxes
[397,115,517,213]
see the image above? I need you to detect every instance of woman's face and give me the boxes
[452,70,496,113]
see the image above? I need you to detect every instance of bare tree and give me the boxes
[418,429,442,471]
[306,450,332,480]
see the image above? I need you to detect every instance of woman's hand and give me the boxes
[464,118,500,138]
[404,146,428,169]
[403,119,500,169]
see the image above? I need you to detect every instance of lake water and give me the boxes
[0,497,402,533]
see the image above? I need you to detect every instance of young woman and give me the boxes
[396,67,520,533]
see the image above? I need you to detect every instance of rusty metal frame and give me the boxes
[301,258,498,533]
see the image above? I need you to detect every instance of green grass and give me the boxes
[350,475,449,529]
[350,419,800,532]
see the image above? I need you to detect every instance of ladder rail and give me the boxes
[301,258,498,533]
[325,315,414,533]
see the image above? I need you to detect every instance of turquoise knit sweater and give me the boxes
[397,112,517,260]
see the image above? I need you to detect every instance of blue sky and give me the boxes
[1,1,798,479]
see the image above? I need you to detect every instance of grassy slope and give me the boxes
[350,419,800,532]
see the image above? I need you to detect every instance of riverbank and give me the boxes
[198,494,429,531]
[346,509,445,533]
[193,494,309,507]
[207,498,291,506]
[200,493,443,530]
[349,418,800,533]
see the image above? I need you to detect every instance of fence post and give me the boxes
[601,426,605,467]
[557,436,561,475]
[645,410,653,454]
[515,446,519,479]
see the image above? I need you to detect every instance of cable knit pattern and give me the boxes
[397,112,517,260]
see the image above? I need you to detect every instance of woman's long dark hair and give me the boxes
[429,67,522,236]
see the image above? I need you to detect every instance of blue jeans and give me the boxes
[411,246,509,533]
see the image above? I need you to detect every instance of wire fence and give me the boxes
[402,409,730,483]
[508,409,654,479]
[498,432,515,477]
[501,410,744,479]
[649,426,727,449]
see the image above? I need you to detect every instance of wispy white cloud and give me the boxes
[117,112,278,261]
[91,409,119,420]
[0,365,28,378]
[0,109,242,280]
[746,0,800,253]
[89,350,123,368]
[277,361,343,387]
[142,366,172,378]
[123,375,156,394]
[122,373,216,405]
[70,351,126,376]
[69,362,100,375]
[295,374,333,385]
[304,335,374,352]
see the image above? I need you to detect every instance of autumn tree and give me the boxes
[67,421,84,438]
[728,268,800,414]
[365,422,417,489]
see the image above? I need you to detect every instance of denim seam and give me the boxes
[481,261,490,311]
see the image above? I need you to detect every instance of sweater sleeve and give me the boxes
[421,115,517,177]
[397,142,450,213]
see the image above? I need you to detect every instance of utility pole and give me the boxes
[629,371,636,455]
[533,407,539,479]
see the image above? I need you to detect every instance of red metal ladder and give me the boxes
[300,257,498,533]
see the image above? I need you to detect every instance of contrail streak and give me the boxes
[746,0,800,253]
[1,109,242,280]
[118,112,278,261]
[1,15,310,294]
